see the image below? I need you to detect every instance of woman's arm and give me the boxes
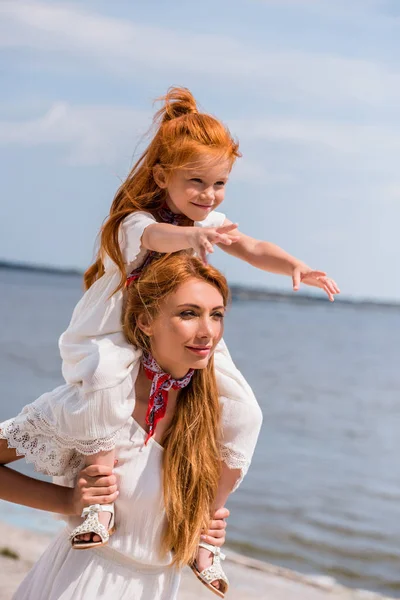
[0,441,118,516]
[0,464,73,515]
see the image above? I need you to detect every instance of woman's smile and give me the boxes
[185,345,212,357]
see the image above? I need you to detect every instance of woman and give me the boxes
[0,253,259,599]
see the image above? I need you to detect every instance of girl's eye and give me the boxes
[215,181,225,187]
[191,178,202,183]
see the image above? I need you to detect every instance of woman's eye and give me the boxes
[179,310,197,319]
[212,312,225,320]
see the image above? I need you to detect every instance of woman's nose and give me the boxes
[197,317,213,338]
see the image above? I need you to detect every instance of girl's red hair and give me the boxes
[83,87,241,292]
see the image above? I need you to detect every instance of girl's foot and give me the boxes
[75,508,112,543]
[191,541,229,597]
[196,545,221,591]
[70,504,115,549]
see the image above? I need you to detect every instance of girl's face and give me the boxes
[141,277,225,379]
[155,155,232,221]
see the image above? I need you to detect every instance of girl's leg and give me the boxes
[75,448,116,543]
[196,463,241,590]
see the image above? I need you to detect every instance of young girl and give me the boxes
[0,87,339,589]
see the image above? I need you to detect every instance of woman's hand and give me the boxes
[201,507,230,548]
[292,263,340,302]
[70,464,119,516]
[187,224,240,264]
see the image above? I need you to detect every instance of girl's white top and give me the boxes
[0,211,262,484]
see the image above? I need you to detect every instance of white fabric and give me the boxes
[12,417,181,600]
[0,209,262,482]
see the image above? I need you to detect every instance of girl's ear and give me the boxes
[137,312,153,337]
[153,165,168,189]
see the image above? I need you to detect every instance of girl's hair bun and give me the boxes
[154,86,198,124]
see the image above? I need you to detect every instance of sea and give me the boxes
[1,267,400,597]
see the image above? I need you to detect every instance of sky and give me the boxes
[1,0,399,301]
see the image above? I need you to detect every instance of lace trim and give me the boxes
[0,405,119,477]
[220,446,250,492]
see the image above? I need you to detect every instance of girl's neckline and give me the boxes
[128,415,164,451]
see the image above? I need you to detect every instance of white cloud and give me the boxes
[1,1,400,112]
[234,117,400,155]
[0,102,150,166]
[255,0,395,21]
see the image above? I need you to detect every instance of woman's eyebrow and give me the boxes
[177,303,225,310]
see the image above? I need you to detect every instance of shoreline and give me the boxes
[0,520,394,600]
[1,260,399,309]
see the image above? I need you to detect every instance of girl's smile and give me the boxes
[154,155,232,221]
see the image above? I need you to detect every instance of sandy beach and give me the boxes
[0,520,394,600]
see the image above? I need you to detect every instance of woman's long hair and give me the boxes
[123,253,230,566]
[84,86,240,292]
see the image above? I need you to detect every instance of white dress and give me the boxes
[0,210,262,487]
[13,413,181,600]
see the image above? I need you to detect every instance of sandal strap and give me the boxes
[69,503,114,544]
[198,541,226,561]
[81,503,114,518]
[195,561,229,588]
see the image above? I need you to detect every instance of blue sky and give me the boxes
[1,0,399,301]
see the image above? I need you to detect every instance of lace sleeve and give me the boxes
[215,339,263,493]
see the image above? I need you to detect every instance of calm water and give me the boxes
[1,268,400,597]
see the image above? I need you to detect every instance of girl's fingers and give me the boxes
[301,270,327,280]
[216,223,239,233]
[199,247,208,264]
[318,277,339,297]
[292,270,301,291]
[216,235,240,245]
[323,285,334,302]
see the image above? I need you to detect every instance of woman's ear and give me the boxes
[153,165,168,189]
[137,312,153,337]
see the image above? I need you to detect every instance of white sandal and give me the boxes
[190,541,229,598]
[70,503,116,550]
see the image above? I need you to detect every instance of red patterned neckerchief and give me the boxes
[141,352,194,444]
[126,204,188,287]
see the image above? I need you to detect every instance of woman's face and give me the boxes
[143,277,225,378]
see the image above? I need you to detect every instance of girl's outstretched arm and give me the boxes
[218,219,340,301]
[142,222,239,263]
[0,440,118,516]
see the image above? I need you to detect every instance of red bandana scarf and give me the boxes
[141,352,194,444]
[126,204,189,287]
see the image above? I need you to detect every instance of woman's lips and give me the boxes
[186,346,211,357]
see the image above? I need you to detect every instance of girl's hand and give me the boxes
[201,507,230,548]
[292,263,340,302]
[188,224,240,264]
[70,464,119,516]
